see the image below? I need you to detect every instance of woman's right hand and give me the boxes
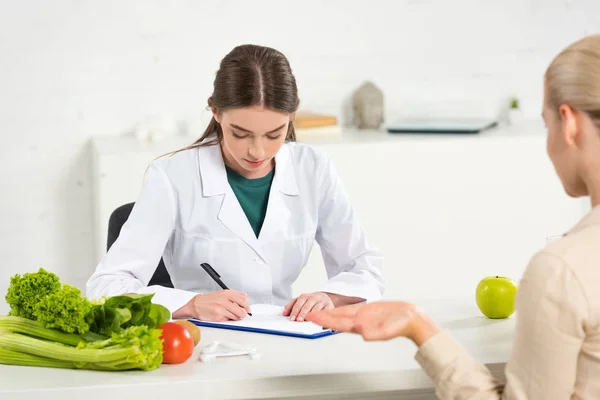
[306,301,440,346]
[173,290,251,322]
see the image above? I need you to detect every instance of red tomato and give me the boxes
[159,322,195,364]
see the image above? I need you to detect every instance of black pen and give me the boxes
[200,263,252,316]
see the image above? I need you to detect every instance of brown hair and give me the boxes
[545,34,600,132]
[171,44,300,155]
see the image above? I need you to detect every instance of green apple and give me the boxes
[476,276,518,319]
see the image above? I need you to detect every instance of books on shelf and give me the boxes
[294,111,338,129]
[293,111,341,141]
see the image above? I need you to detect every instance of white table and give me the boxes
[0,299,514,400]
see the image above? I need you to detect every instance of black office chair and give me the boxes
[107,202,174,288]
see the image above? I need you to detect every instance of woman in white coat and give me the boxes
[86,44,384,322]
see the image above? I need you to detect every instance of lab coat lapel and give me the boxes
[258,143,299,243]
[198,143,266,261]
[258,179,291,243]
[218,188,266,261]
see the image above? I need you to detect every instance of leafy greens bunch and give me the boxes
[0,268,170,371]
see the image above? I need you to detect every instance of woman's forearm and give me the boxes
[408,308,440,346]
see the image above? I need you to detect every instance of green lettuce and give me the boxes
[5,269,170,338]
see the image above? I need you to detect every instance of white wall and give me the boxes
[1,0,598,313]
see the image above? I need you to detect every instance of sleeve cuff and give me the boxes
[135,286,197,319]
[318,276,383,303]
[414,330,467,380]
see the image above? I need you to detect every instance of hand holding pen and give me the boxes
[198,263,252,317]
[172,263,252,322]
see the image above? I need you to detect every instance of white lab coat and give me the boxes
[86,141,384,313]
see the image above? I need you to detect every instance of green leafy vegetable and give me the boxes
[87,294,169,336]
[5,268,61,320]
[34,284,92,335]
[5,269,170,337]
[86,303,132,337]
[104,294,170,329]
[2,269,171,372]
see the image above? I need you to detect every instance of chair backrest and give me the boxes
[107,202,174,288]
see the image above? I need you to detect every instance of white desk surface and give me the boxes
[0,298,514,400]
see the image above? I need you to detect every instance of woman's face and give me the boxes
[215,106,290,179]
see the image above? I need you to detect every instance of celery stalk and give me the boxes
[0,347,154,371]
[0,333,135,363]
[0,316,83,346]
[0,325,163,371]
[0,347,75,369]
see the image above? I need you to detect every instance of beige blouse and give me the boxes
[415,205,600,399]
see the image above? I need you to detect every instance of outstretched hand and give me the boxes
[306,301,440,345]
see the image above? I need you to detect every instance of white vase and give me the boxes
[508,109,524,125]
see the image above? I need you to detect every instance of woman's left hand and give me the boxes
[282,292,334,321]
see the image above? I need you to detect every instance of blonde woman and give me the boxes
[308,34,600,399]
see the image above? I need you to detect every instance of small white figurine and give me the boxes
[352,81,384,129]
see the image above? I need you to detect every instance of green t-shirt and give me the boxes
[226,166,275,237]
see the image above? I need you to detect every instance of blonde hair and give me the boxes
[545,34,600,132]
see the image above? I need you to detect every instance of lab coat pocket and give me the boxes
[171,231,215,286]
[270,233,315,288]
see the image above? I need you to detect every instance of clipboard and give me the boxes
[187,304,338,339]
